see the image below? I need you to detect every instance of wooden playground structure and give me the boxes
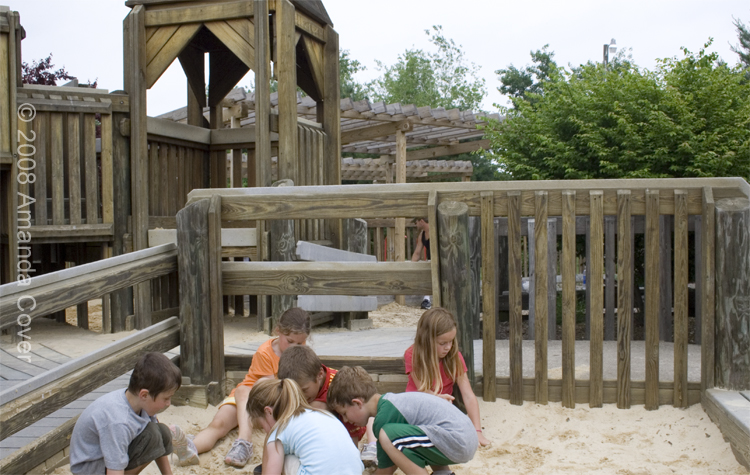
[1,1,749,473]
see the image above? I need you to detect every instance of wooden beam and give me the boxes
[341,120,412,145]
[0,244,177,330]
[208,49,250,107]
[225,355,405,374]
[616,190,632,409]
[145,23,201,89]
[533,191,549,404]
[148,116,211,144]
[302,36,325,99]
[222,261,432,296]
[178,43,206,111]
[204,18,255,69]
[406,139,489,161]
[700,187,715,392]
[0,318,180,440]
[254,0,271,188]
[0,415,78,475]
[276,0,298,184]
[144,1,255,27]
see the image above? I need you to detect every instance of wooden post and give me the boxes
[659,215,673,342]
[507,192,523,405]
[673,190,689,407]
[480,192,496,401]
[604,216,616,340]
[715,197,750,390]
[468,216,481,340]
[561,191,576,408]
[533,192,549,404]
[589,191,604,407]
[427,191,441,308]
[254,0,271,188]
[437,201,474,385]
[700,187,715,392]
[176,197,224,402]
[110,113,133,332]
[616,190,632,409]
[270,179,296,332]
[394,130,407,306]
[644,190,660,410]
[276,0,298,185]
[547,218,558,340]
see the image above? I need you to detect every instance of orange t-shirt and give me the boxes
[229,338,278,397]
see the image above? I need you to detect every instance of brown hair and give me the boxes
[247,378,330,444]
[327,366,377,407]
[411,307,465,394]
[276,307,311,336]
[127,352,182,399]
[278,345,322,383]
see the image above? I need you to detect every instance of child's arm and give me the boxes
[456,374,491,447]
[409,372,454,401]
[410,232,424,262]
[262,440,285,474]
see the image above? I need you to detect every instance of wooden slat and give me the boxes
[701,187,715,391]
[145,23,201,89]
[50,113,64,224]
[427,191,441,307]
[673,190,689,407]
[616,190,632,409]
[222,261,432,296]
[100,114,114,224]
[604,215,616,340]
[645,190,660,410]
[32,112,48,225]
[148,141,159,216]
[341,120,412,145]
[561,190,576,408]
[145,24,179,66]
[589,191,604,407]
[533,191,548,404]
[168,142,178,215]
[67,113,82,224]
[204,19,255,69]
[144,1,255,26]
[480,191,496,401]
[507,191,523,405]
[0,244,177,330]
[158,142,169,216]
[254,0,271,189]
[302,36,324,98]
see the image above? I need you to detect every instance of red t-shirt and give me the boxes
[315,365,366,441]
[404,345,467,395]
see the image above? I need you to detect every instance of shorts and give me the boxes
[124,422,172,471]
[380,423,453,469]
[218,395,237,409]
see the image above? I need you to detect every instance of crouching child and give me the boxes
[328,366,477,475]
[70,352,182,475]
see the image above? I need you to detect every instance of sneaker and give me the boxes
[168,425,199,466]
[420,298,432,310]
[360,442,377,468]
[225,438,253,467]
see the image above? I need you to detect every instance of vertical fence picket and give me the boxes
[645,190,660,410]
[589,191,604,407]
[534,191,549,404]
[673,190,689,407]
[617,190,632,409]
[562,191,576,408]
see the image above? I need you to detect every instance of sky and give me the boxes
[16,0,750,116]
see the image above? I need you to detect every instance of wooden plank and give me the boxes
[222,261,432,296]
[49,113,64,225]
[205,19,254,69]
[645,190,660,410]
[0,319,180,440]
[703,389,750,470]
[341,120,412,145]
[145,23,201,89]
[701,187,715,392]
[254,0,271,189]
[145,24,179,66]
[673,190,689,407]
[322,25,340,188]
[604,215,616,340]
[507,192,523,405]
[659,215,673,342]
[66,113,82,224]
[168,141,178,215]
[276,0,298,184]
[207,196,225,390]
[302,36,324,99]
[533,192,548,404]
[406,140,490,161]
[148,116,211,144]
[480,192,496,401]
[31,113,48,225]
[144,1,255,26]
[225,355,405,374]
[547,218,558,340]
[616,190,632,409]
[561,191,576,408]
[0,415,78,475]
[148,140,159,217]
[158,142,169,216]
[296,240,375,262]
[100,114,114,224]
[18,97,112,114]
[427,191,441,308]
[0,244,177,330]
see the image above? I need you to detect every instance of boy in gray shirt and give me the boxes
[70,352,182,474]
[328,366,477,475]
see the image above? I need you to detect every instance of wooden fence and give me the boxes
[187,177,749,411]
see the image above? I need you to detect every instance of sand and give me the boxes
[33,302,748,474]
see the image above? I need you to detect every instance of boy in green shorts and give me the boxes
[328,366,478,475]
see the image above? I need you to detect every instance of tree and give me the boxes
[495,45,559,107]
[21,54,73,85]
[367,26,486,111]
[731,17,750,69]
[339,49,367,101]
[484,40,750,180]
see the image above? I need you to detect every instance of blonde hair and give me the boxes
[411,307,465,394]
[246,378,329,445]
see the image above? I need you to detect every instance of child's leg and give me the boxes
[193,404,239,453]
[377,423,454,475]
[232,383,255,441]
[125,422,171,471]
[377,428,429,475]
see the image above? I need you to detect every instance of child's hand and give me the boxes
[437,394,455,402]
[478,432,491,447]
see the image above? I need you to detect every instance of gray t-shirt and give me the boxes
[70,389,155,474]
[378,392,477,463]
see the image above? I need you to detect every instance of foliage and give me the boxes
[731,17,750,69]
[486,40,750,180]
[495,45,559,107]
[339,49,368,101]
[21,54,74,85]
[367,26,486,111]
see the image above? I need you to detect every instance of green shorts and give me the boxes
[380,423,454,469]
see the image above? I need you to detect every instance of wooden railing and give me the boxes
[187,177,749,410]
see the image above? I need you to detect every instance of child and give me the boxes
[247,378,364,475]
[328,366,477,475]
[171,307,311,468]
[69,352,182,475]
[277,345,378,466]
[404,307,491,447]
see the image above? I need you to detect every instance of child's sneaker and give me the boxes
[169,424,199,466]
[420,297,432,309]
[225,438,253,467]
[360,442,377,468]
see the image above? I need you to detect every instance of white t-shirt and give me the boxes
[268,409,364,475]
